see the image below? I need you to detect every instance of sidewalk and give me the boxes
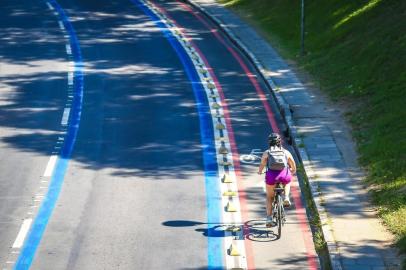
[186,1,403,269]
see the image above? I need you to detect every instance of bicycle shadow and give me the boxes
[244,219,279,242]
[162,219,280,242]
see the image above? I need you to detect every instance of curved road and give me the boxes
[0,0,319,269]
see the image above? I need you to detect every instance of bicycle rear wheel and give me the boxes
[277,195,283,239]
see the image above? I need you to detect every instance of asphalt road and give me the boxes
[0,0,319,269]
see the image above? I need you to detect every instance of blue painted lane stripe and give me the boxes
[13,0,84,269]
[130,1,224,268]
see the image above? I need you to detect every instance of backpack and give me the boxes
[267,146,288,170]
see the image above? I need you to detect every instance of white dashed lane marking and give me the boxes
[43,155,58,177]
[68,72,73,85]
[58,21,64,30]
[65,44,72,55]
[12,219,32,249]
[61,107,71,126]
[46,2,54,10]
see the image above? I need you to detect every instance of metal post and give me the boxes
[300,0,305,56]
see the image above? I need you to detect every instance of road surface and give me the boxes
[0,0,319,269]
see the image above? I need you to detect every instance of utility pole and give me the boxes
[300,0,305,56]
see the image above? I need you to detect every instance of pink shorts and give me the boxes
[265,168,292,185]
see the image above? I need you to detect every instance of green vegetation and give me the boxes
[218,0,406,266]
[297,165,332,270]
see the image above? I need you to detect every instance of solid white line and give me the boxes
[43,155,58,177]
[61,108,70,126]
[12,219,32,248]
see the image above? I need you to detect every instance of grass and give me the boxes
[218,0,406,267]
[297,165,332,270]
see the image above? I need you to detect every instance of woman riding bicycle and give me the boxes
[257,132,296,227]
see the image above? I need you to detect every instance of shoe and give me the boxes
[283,197,291,207]
[266,216,273,227]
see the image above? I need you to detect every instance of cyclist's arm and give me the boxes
[258,152,268,174]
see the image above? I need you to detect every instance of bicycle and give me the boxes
[271,182,286,239]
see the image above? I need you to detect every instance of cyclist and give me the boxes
[257,132,296,227]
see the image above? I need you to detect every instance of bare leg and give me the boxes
[283,182,292,207]
[284,182,291,198]
[266,184,276,216]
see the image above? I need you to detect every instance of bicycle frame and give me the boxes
[272,182,286,239]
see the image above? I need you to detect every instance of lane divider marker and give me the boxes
[222,174,232,183]
[228,243,240,256]
[223,190,237,197]
[142,1,249,269]
[226,201,237,212]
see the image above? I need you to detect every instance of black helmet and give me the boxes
[268,132,281,146]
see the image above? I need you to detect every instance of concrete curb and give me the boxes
[185,1,343,269]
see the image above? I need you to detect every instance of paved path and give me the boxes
[186,1,404,269]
